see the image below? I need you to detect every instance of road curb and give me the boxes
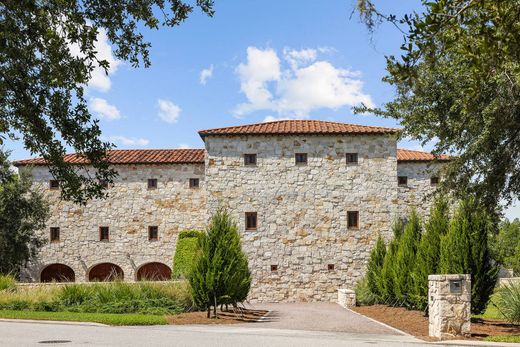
[0,318,107,327]
[343,306,415,337]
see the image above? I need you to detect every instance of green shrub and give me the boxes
[380,219,403,303]
[495,282,520,324]
[189,208,251,317]
[0,274,16,292]
[172,230,203,279]
[355,277,379,306]
[367,235,386,299]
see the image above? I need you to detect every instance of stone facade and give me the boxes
[17,122,445,302]
[20,164,206,282]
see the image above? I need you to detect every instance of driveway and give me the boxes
[239,302,402,335]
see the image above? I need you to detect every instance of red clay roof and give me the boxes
[198,120,399,137]
[397,149,451,162]
[13,149,205,166]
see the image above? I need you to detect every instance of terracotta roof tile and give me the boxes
[13,149,205,166]
[397,149,451,162]
[198,120,399,137]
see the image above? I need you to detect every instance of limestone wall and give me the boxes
[20,164,207,282]
[397,162,443,219]
[203,134,398,302]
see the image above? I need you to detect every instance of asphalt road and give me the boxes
[0,320,425,347]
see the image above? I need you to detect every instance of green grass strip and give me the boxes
[484,335,520,343]
[0,310,168,326]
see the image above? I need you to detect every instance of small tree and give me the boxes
[394,209,422,307]
[367,234,386,300]
[0,150,49,275]
[380,219,403,303]
[439,199,498,314]
[412,197,450,310]
[172,230,203,279]
[189,209,251,318]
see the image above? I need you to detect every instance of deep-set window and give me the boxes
[270,265,278,272]
[430,177,439,185]
[49,180,60,190]
[99,226,109,241]
[328,264,335,271]
[50,227,60,242]
[398,176,408,186]
[189,178,200,188]
[245,212,257,230]
[147,178,158,189]
[347,211,359,229]
[346,153,358,164]
[295,153,308,165]
[148,226,158,241]
[244,154,257,166]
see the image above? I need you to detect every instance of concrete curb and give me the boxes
[436,341,520,347]
[343,306,415,337]
[0,318,107,327]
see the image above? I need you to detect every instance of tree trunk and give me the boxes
[207,306,210,318]
[214,294,217,318]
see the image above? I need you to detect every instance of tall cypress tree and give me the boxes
[367,234,386,299]
[439,199,499,314]
[394,209,422,307]
[189,208,251,318]
[412,197,450,309]
[380,219,403,303]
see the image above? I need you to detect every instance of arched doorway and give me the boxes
[40,263,75,282]
[136,262,171,281]
[88,263,124,282]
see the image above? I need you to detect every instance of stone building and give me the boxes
[14,120,449,302]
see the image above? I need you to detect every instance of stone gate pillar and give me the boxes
[428,274,471,339]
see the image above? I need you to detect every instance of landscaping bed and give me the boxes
[167,308,268,325]
[352,305,520,342]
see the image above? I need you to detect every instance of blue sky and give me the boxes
[6,1,519,219]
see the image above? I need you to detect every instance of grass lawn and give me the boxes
[0,310,168,326]
[484,335,520,343]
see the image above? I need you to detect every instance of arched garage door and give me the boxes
[40,263,75,282]
[88,263,124,282]
[136,262,171,281]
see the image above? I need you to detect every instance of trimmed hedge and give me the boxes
[172,230,203,279]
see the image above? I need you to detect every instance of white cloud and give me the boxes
[234,47,374,119]
[68,28,121,92]
[178,143,192,149]
[262,115,292,123]
[89,97,121,120]
[199,65,214,85]
[157,99,182,123]
[107,136,149,147]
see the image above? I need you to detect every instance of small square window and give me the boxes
[99,226,109,241]
[148,226,158,241]
[346,153,358,164]
[398,176,408,186]
[295,153,308,165]
[49,180,60,190]
[99,180,109,189]
[189,178,200,188]
[244,154,257,166]
[245,212,257,230]
[147,179,158,189]
[50,227,60,242]
[347,211,359,229]
[328,264,335,271]
[270,265,278,272]
[430,177,439,185]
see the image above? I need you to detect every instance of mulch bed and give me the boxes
[353,304,520,341]
[167,308,269,325]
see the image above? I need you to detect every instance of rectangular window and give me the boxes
[347,211,359,229]
[189,178,200,188]
[345,153,358,164]
[245,212,257,230]
[328,264,335,271]
[148,226,158,241]
[50,227,60,242]
[49,180,60,190]
[295,153,308,165]
[244,153,257,166]
[99,226,109,241]
[147,178,157,189]
[430,177,439,185]
[270,265,278,272]
[398,176,408,186]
